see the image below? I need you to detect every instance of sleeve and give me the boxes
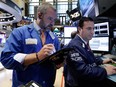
[95,56,103,65]
[66,47,107,82]
[0,28,25,71]
[14,53,27,64]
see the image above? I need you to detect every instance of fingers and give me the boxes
[113,67,116,70]
[111,59,116,63]
[44,44,54,50]
[43,44,55,55]
[56,63,64,69]
[103,58,115,64]
[104,64,116,75]
[37,44,56,60]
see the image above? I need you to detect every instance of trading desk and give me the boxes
[107,64,116,87]
[107,75,116,87]
[101,54,116,87]
[108,75,116,82]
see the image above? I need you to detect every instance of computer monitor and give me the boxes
[94,0,116,17]
[113,30,116,38]
[64,38,72,45]
[64,26,77,45]
[94,22,109,37]
[64,26,77,37]
[112,29,116,45]
[89,37,109,53]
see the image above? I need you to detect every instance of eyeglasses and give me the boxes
[47,16,56,22]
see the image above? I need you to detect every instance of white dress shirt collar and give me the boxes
[77,34,87,45]
[33,20,41,31]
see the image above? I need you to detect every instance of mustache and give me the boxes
[47,24,53,27]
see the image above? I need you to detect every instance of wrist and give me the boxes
[36,53,39,61]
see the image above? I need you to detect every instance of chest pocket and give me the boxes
[24,44,37,53]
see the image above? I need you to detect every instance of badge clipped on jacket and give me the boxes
[25,38,37,45]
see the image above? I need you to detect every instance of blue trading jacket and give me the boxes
[64,35,107,87]
[0,23,60,87]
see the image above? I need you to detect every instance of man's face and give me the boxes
[41,8,57,30]
[80,21,94,42]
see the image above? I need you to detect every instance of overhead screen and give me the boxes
[113,28,116,38]
[94,0,116,17]
[79,0,94,16]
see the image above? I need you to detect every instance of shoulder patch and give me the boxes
[70,52,82,62]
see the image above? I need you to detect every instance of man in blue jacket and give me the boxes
[0,2,61,87]
[64,17,116,87]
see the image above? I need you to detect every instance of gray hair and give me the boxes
[37,2,56,14]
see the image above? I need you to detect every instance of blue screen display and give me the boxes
[79,0,94,16]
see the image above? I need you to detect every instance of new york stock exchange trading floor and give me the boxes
[0,46,116,87]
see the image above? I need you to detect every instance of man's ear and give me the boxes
[78,27,82,33]
[38,12,43,19]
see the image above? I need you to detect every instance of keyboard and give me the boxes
[103,54,116,60]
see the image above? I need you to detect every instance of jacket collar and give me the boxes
[26,23,40,38]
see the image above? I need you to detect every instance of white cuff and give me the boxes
[14,53,27,64]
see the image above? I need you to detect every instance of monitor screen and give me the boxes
[64,26,77,37]
[94,0,116,17]
[89,37,109,52]
[64,26,77,45]
[79,0,94,16]
[113,30,116,38]
[64,38,71,45]
[94,22,109,37]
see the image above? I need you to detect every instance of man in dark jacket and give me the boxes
[64,17,116,87]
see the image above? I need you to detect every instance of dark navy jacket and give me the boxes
[0,23,60,87]
[64,35,108,87]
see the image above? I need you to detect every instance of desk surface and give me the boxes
[101,55,116,83]
[108,74,116,82]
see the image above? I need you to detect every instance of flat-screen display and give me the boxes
[64,38,71,45]
[64,26,77,45]
[79,0,94,16]
[89,37,109,52]
[64,26,77,37]
[113,31,116,38]
[94,22,109,37]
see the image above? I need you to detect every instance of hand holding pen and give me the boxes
[36,44,56,61]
